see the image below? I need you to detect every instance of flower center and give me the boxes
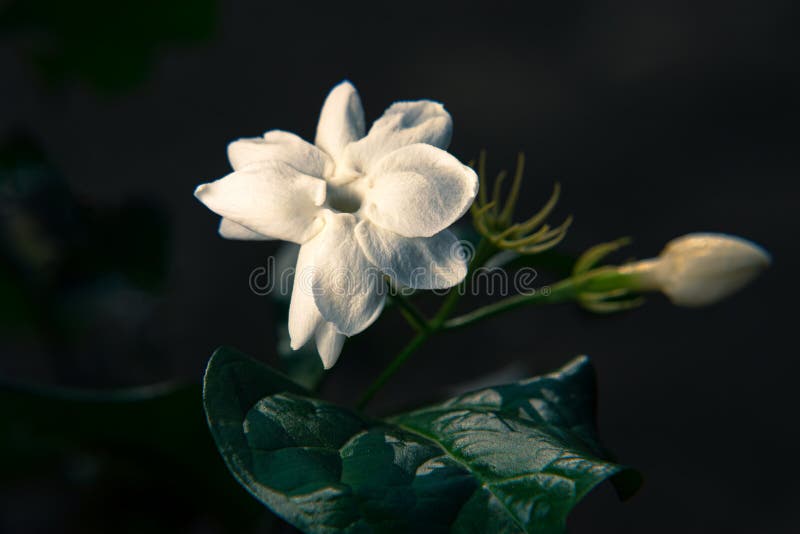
[326,180,365,214]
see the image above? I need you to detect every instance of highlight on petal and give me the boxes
[314,321,346,369]
[315,81,366,162]
[344,99,452,174]
[194,161,326,244]
[228,130,333,177]
[218,218,273,240]
[362,144,479,238]
[355,221,467,289]
[305,211,386,336]
[288,243,324,349]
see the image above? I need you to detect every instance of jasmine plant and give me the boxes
[193,81,769,533]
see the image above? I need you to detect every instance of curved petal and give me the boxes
[194,161,326,244]
[344,100,452,174]
[218,218,274,240]
[355,221,467,289]
[361,144,479,238]
[315,81,365,163]
[288,242,324,349]
[306,211,385,336]
[228,130,333,177]
[314,321,346,369]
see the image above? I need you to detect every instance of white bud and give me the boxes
[620,233,770,307]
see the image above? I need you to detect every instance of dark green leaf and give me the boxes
[204,347,640,533]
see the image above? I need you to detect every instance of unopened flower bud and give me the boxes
[620,233,770,307]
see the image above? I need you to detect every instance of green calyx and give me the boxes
[470,151,572,254]
[572,238,645,313]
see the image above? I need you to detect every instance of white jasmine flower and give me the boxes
[195,81,478,368]
[620,233,770,306]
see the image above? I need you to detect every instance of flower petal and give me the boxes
[314,321,346,369]
[315,81,365,162]
[344,100,452,173]
[194,161,326,244]
[228,130,333,177]
[361,144,479,238]
[307,211,385,336]
[218,218,274,240]
[288,242,324,349]
[355,221,467,289]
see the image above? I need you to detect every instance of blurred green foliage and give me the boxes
[0,0,217,92]
[0,380,262,533]
[0,133,169,336]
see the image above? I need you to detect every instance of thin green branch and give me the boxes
[430,238,496,328]
[388,293,430,333]
[443,278,579,330]
[356,332,430,409]
[358,239,496,409]
[357,240,621,409]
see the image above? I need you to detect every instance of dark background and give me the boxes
[1,0,798,532]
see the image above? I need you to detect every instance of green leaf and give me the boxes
[204,347,641,533]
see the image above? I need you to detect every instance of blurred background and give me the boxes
[1,0,797,532]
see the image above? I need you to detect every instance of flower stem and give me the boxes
[443,278,579,330]
[431,238,495,327]
[358,269,591,409]
[357,239,495,409]
[356,331,430,409]
[388,293,430,333]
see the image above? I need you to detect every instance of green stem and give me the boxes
[355,233,637,408]
[360,272,581,408]
[358,240,496,409]
[430,288,462,329]
[442,267,628,330]
[389,293,430,333]
[444,278,579,330]
[431,238,496,326]
[356,331,430,409]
